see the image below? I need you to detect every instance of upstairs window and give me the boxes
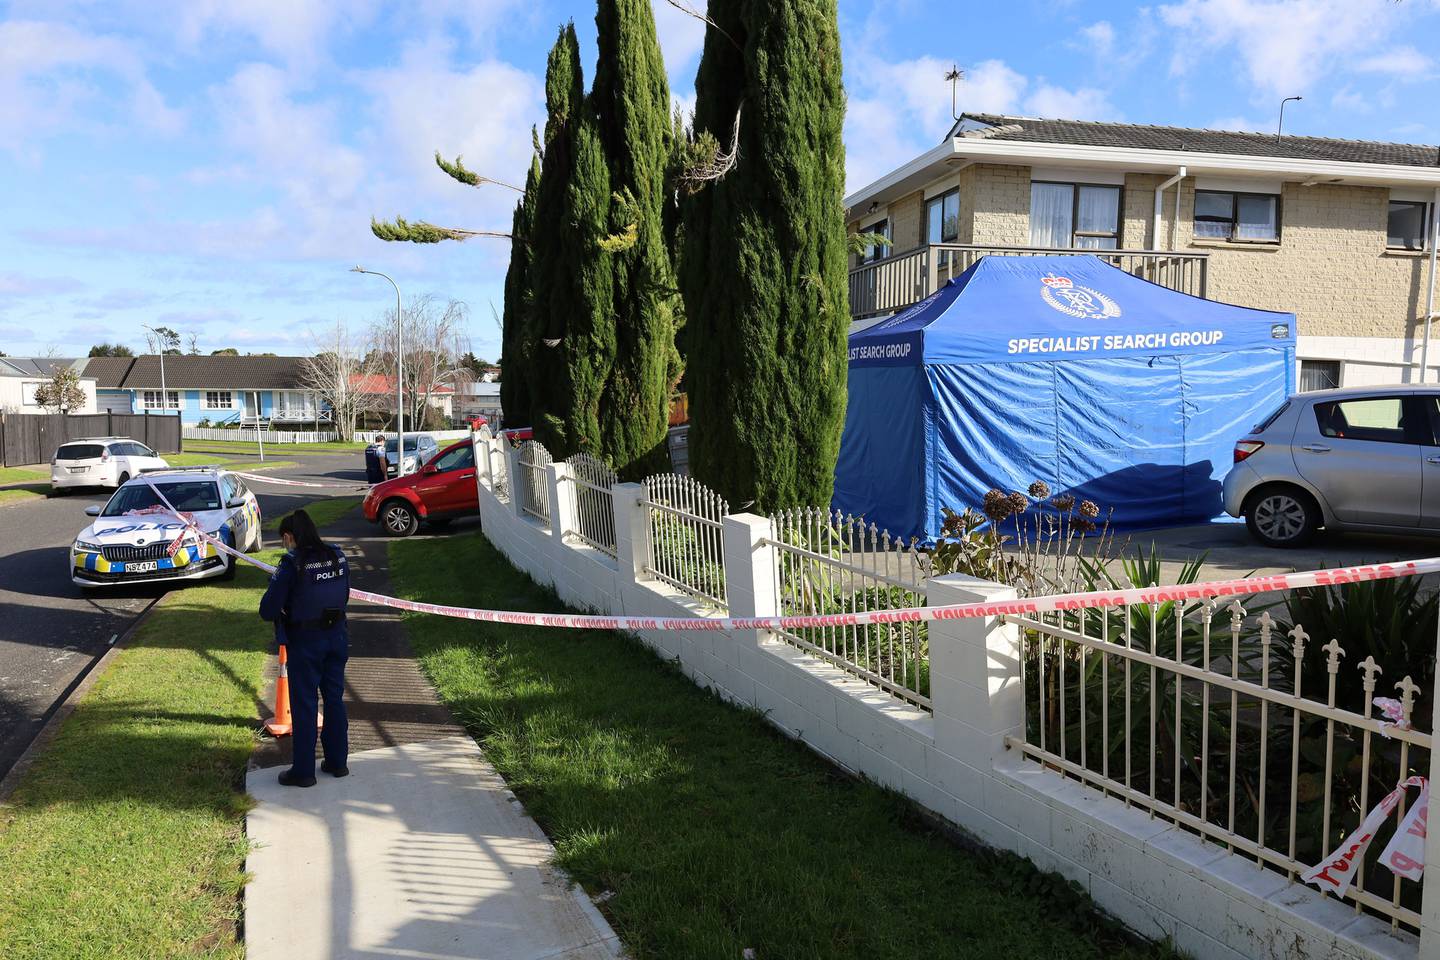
[926,189,960,244]
[1194,190,1280,243]
[1030,182,1120,249]
[1387,200,1431,251]
[861,219,889,263]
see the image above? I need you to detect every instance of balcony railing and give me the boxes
[849,244,1210,320]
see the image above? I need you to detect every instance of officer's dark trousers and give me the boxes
[286,629,349,779]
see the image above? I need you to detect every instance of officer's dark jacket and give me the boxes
[260,546,351,632]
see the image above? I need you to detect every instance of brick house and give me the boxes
[846,113,1440,390]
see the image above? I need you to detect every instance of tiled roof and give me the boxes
[950,113,1440,168]
[0,357,88,378]
[80,356,137,388]
[81,354,309,390]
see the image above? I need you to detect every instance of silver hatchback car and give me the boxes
[1223,384,1440,547]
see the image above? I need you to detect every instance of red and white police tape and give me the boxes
[231,471,367,490]
[135,473,1440,631]
[1302,776,1428,895]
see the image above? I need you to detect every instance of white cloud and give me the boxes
[1207,115,1268,132]
[1077,21,1115,59]
[959,60,1029,116]
[652,0,707,88]
[1158,0,1399,98]
[175,0,356,68]
[1353,46,1434,76]
[1023,84,1120,120]
[0,20,184,155]
[1330,87,1370,113]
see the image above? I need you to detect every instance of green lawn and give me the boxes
[390,533,1182,960]
[0,466,47,486]
[0,484,47,506]
[166,454,299,472]
[264,496,361,531]
[0,556,280,960]
[183,439,365,456]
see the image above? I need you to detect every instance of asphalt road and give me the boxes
[0,449,368,782]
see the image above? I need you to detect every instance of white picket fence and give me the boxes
[183,427,340,444]
[350,429,472,445]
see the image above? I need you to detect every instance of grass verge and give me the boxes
[0,485,47,506]
[390,532,1182,960]
[0,466,47,485]
[167,454,299,473]
[0,557,278,960]
[265,495,361,531]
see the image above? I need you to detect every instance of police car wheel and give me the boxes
[219,556,237,581]
[381,500,419,537]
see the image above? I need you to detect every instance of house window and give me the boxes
[926,189,960,244]
[1030,182,1120,249]
[141,390,179,410]
[1299,360,1341,392]
[1194,190,1280,243]
[862,220,890,263]
[20,383,40,406]
[275,391,318,419]
[1387,200,1431,251]
[204,390,234,410]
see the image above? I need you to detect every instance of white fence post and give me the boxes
[505,442,526,520]
[925,574,1024,792]
[473,434,491,490]
[612,482,650,584]
[1420,616,1440,954]
[721,513,777,647]
[547,463,573,541]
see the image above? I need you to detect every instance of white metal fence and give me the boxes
[644,474,728,608]
[184,427,340,443]
[517,441,552,523]
[1004,592,1432,933]
[768,508,931,710]
[564,453,617,558]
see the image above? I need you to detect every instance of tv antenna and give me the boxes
[946,65,966,123]
[1276,95,1302,140]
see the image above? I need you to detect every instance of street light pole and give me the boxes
[351,267,405,474]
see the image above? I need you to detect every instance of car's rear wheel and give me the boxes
[116,472,130,487]
[381,499,420,537]
[1245,486,1320,548]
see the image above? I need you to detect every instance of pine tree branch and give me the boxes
[434,152,524,193]
[371,217,513,244]
[662,0,741,50]
[677,103,742,192]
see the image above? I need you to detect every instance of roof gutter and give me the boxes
[1153,166,1186,252]
[1421,186,1440,383]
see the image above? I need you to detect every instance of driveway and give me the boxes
[0,450,367,782]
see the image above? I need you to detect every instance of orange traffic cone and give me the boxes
[264,644,293,736]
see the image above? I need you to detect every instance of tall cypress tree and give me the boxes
[680,0,850,511]
[499,150,541,426]
[527,25,591,450]
[591,0,682,477]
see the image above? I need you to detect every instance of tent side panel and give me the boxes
[832,366,928,539]
[926,362,1059,538]
[1054,357,1189,529]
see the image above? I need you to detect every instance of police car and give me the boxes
[70,466,264,588]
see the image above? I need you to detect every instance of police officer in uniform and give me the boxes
[260,509,351,787]
[364,433,386,485]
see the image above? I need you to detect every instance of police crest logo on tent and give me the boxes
[1040,274,1122,320]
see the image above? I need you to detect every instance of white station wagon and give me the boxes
[51,437,169,493]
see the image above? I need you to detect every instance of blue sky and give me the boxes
[2,0,1438,361]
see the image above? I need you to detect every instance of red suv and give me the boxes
[363,439,479,537]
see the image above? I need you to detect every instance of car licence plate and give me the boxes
[126,561,159,573]
[69,466,89,474]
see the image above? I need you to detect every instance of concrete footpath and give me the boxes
[244,509,621,960]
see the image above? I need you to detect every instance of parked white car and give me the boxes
[50,438,169,494]
[71,467,263,588]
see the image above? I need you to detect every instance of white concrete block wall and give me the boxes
[469,438,1424,960]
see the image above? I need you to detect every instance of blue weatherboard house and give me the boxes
[834,255,1296,540]
[85,355,330,427]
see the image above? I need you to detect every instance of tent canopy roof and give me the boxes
[848,254,1295,367]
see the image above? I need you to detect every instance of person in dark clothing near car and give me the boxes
[259,509,351,787]
[364,433,386,484]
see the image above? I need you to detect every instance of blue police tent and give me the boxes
[834,254,1296,540]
